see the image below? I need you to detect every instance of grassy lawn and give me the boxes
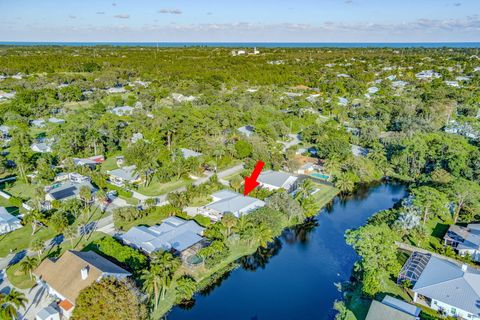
[7,231,107,290]
[0,225,55,258]
[1,180,37,200]
[136,177,191,196]
[6,263,36,289]
[311,182,340,208]
[189,194,212,207]
[114,208,172,231]
[100,156,119,173]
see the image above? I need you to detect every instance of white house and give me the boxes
[399,252,480,320]
[257,170,298,193]
[444,224,480,261]
[0,207,22,235]
[110,106,134,116]
[107,165,141,186]
[200,190,265,221]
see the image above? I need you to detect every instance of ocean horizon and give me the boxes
[0,41,480,48]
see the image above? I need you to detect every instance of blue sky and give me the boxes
[1,0,479,42]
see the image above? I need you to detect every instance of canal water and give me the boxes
[168,183,407,320]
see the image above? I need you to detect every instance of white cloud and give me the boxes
[158,9,182,15]
[113,14,130,19]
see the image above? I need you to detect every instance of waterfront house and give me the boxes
[34,250,131,318]
[107,165,140,186]
[443,224,480,261]
[365,295,421,320]
[257,170,298,193]
[121,217,205,255]
[200,190,265,220]
[398,252,480,319]
[0,207,22,235]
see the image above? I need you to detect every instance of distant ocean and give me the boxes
[0,42,480,48]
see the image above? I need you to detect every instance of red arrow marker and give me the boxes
[244,160,265,196]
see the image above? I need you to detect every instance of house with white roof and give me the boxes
[416,70,441,80]
[31,142,53,153]
[45,174,96,203]
[48,117,65,125]
[0,207,22,235]
[444,224,480,261]
[257,170,298,193]
[121,217,205,255]
[0,125,10,141]
[106,86,127,94]
[72,155,105,168]
[110,106,134,116]
[31,119,46,128]
[200,190,265,220]
[107,165,141,186]
[398,252,480,319]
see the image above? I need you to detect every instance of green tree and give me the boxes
[175,276,197,303]
[412,186,449,225]
[30,238,45,259]
[0,288,27,320]
[19,256,38,280]
[221,213,238,237]
[346,223,400,296]
[72,278,147,320]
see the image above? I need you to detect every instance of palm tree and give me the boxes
[64,225,78,248]
[221,213,238,237]
[29,238,45,259]
[334,172,355,195]
[141,265,162,310]
[175,276,197,303]
[255,223,274,248]
[0,288,27,319]
[24,210,44,235]
[151,252,181,300]
[19,256,38,280]
[79,186,92,206]
[234,215,253,238]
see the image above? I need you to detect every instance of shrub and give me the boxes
[86,236,148,274]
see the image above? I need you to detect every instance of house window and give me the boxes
[451,307,456,315]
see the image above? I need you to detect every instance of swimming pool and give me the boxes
[310,173,330,180]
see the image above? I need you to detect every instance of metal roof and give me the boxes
[206,190,265,216]
[108,165,139,181]
[0,207,20,224]
[121,217,204,254]
[257,170,297,188]
[413,255,480,315]
[365,300,418,320]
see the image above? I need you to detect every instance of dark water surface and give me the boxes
[168,183,407,320]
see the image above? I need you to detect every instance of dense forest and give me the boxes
[1,45,480,319]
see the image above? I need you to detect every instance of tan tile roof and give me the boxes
[34,250,129,304]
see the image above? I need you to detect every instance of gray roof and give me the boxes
[36,306,60,320]
[366,300,418,320]
[206,190,265,216]
[121,217,204,253]
[47,181,95,201]
[108,165,139,181]
[70,250,130,275]
[413,255,480,315]
[0,207,20,225]
[181,148,202,159]
[237,125,254,136]
[381,296,421,317]
[257,170,297,188]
